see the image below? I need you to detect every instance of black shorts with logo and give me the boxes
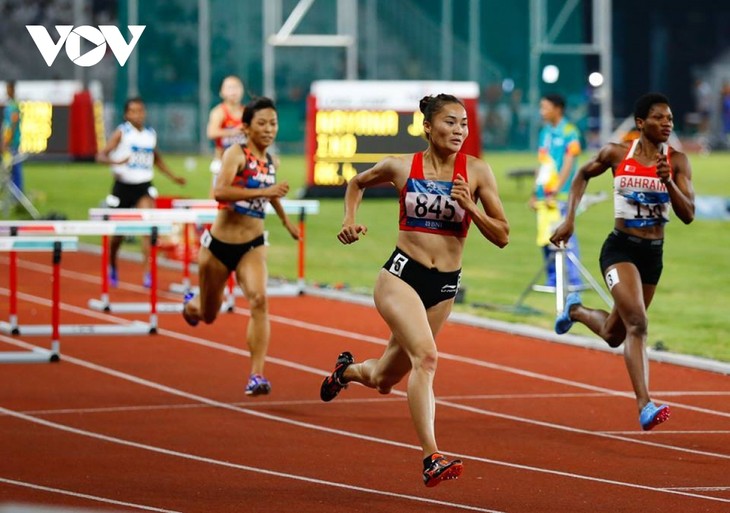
[108,181,156,208]
[383,247,461,309]
[201,229,265,272]
[599,230,664,285]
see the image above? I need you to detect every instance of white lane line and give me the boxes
[5,279,730,426]
[2,294,730,462]
[11,392,730,418]
[0,476,182,512]
[0,407,503,513]
[601,430,730,435]
[6,260,730,420]
[664,486,730,491]
[1,335,728,506]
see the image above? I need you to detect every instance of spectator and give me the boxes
[531,93,582,288]
[721,82,730,148]
[1,81,23,194]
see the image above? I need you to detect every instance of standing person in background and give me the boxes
[182,97,299,397]
[1,81,23,195]
[320,94,509,486]
[96,97,187,288]
[531,93,583,288]
[207,76,246,197]
[721,82,730,148]
[550,92,695,431]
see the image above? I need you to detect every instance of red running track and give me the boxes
[1,251,729,513]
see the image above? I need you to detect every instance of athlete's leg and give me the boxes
[568,261,646,347]
[344,335,411,394]
[366,270,453,457]
[601,262,653,411]
[184,245,230,324]
[236,245,269,376]
[136,195,156,276]
[109,235,123,272]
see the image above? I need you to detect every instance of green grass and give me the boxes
[11,151,730,362]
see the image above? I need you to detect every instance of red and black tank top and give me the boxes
[398,152,471,237]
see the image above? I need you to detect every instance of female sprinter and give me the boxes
[320,94,509,486]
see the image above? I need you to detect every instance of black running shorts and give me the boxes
[108,181,156,209]
[383,247,461,309]
[599,229,664,286]
[201,229,265,272]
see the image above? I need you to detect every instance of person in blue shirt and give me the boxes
[531,94,582,287]
[2,81,23,194]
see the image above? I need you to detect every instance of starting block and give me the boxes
[0,236,78,363]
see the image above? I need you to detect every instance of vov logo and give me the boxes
[26,25,145,67]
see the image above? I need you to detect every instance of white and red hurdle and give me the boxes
[86,208,238,313]
[0,235,78,363]
[0,220,174,335]
[168,199,320,296]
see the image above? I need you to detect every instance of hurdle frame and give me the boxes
[167,199,320,297]
[87,208,236,313]
[0,221,175,335]
[0,236,78,363]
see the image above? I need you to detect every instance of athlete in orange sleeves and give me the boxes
[184,97,299,396]
[206,76,246,197]
[320,94,509,486]
[550,93,695,431]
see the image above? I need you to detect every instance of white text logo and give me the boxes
[26,25,145,67]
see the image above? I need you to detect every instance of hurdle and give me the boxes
[0,221,175,335]
[168,199,320,296]
[86,208,237,314]
[0,236,77,363]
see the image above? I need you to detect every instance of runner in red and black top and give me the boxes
[206,76,246,196]
[320,94,510,486]
[550,92,695,431]
[184,97,299,397]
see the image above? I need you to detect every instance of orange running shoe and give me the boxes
[423,453,463,487]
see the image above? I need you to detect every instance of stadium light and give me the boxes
[542,64,559,84]
[588,72,604,87]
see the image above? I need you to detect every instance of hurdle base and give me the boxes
[88,299,183,314]
[0,348,59,363]
[0,320,151,336]
[168,282,303,297]
[87,299,232,315]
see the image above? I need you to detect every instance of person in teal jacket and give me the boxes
[2,81,23,194]
[530,94,582,287]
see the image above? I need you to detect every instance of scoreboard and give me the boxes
[0,80,104,157]
[304,81,481,197]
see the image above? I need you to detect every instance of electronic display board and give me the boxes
[1,80,103,157]
[304,81,481,197]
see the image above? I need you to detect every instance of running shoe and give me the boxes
[108,267,119,288]
[555,292,582,335]
[320,351,354,402]
[245,374,271,396]
[182,292,199,327]
[423,453,463,487]
[143,272,152,288]
[640,401,671,431]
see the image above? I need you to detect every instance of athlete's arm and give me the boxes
[550,143,619,246]
[206,106,243,140]
[270,197,300,240]
[213,145,289,202]
[661,150,695,224]
[454,159,509,248]
[153,150,186,185]
[337,156,406,244]
[95,129,124,165]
